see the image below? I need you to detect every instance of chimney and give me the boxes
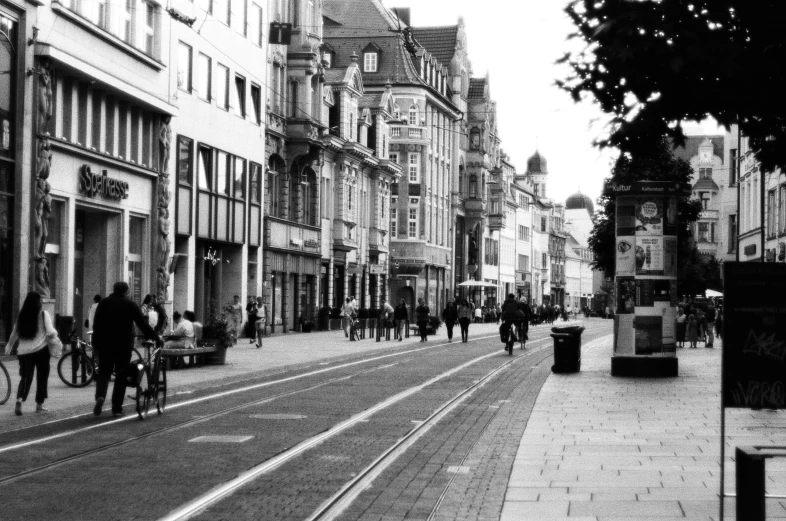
[391,7,411,27]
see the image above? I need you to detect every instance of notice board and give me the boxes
[722,262,786,409]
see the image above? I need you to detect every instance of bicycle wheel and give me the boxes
[57,352,96,388]
[152,357,167,415]
[0,361,11,405]
[135,368,151,420]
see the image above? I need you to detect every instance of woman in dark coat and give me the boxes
[415,297,430,342]
[393,299,408,341]
[442,302,458,343]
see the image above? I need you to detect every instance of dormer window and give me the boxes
[364,52,377,72]
[323,52,332,68]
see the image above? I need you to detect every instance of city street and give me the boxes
[0,320,607,521]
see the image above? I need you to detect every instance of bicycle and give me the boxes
[130,339,167,420]
[57,331,97,388]
[1,357,11,405]
[519,320,528,350]
[502,321,517,356]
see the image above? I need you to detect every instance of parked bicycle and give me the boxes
[129,339,167,420]
[57,331,97,388]
[1,357,11,405]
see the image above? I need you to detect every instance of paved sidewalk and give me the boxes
[502,334,786,521]
[1,321,508,418]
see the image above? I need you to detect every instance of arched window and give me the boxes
[469,175,477,198]
[409,105,418,126]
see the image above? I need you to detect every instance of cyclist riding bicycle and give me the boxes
[499,293,525,347]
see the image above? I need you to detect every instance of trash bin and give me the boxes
[550,325,585,373]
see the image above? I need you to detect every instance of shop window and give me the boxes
[44,200,64,308]
[233,157,246,199]
[128,215,146,306]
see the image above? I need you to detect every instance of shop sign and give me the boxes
[369,264,386,275]
[78,165,129,200]
[744,244,757,256]
[346,265,362,275]
[304,239,319,249]
[396,258,425,265]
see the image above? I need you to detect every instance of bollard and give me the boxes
[405,319,410,338]
[736,447,766,521]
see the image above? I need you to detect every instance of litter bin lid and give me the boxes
[551,325,585,335]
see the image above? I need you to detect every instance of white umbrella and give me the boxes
[706,289,722,298]
[458,280,496,288]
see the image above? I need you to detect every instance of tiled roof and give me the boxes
[323,68,350,84]
[358,93,384,109]
[323,0,403,37]
[412,25,458,68]
[468,78,486,99]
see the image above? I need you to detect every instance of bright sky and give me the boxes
[382,0,723,209]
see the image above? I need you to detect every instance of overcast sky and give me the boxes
[383,0,723,208]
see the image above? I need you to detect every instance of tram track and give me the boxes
[1,323,609,521]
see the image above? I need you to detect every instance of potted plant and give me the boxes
[301,318,315,333]
[426,316,443,336]
[203,300,236,365]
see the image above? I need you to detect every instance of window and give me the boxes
[780,185,786,234]
[729,149,738,185]
[120,0,134,43]
[177,42,193,92]
[198,53,212,101]
[198,146,212,189]
[250,162,261,204]
[470,128,480,150]
[469,175,477,198]
[235,74,246,118]
[363,52,378,73]
[389,152,398,164]
[728,214,737,253]
[322,51,332,68]
[408,153,419,183]
[143,2,156,56]
[288,81,298,117]
[768,189,776,237]
[408,105,418,125]
[518,225,530,241]
[408,207,418,238]
[177,136,194,186]
[700,192,710,210]
[541,216,547,232]
[250,3,263,46]
[250,84,261,124]
[391,207,397,237]
[232,0,247,35]
[216,151,229,195]
[699,168,712,179]
[216,64,229,109]
[698,222,709,242]
[233,157,246,199]
[223,0,231,25]
[542,252,547,269]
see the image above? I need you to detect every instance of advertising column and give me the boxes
[606,181,688,377]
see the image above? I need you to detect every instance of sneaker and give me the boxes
[93,397,104,416]
[112,409,126,418]
[35,403,48,413]
[14,401,22,416]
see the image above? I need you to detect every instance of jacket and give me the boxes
[442,305,458,322]
[500,298,524,322]
[416,304,430,323]
[394,304,408,321]
[93,293,158,353]
[5,310,57,356]
[458,305,473,320]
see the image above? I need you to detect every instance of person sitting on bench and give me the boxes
[164,311,195,350]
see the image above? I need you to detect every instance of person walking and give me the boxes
[696,308,707,345]
[226,295,243,339]
[442,301,458,343]
[341,297,354,338]
[715,308,723,340]
[245,297,259,345]
[518,297,531,348]
[458,299,473,343]
[415,297,430,342]
[92,282,162,417]
[705,302,716,348]
[256,297,266,347]
[676,306,687,348]
[85,294,101,331]
[686,314,699,349]
[4,291,59,415]
[393,299,408,341]
[474,305,482,323]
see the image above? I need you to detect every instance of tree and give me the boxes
[588,138,701,276]
[558,0,786,174]
[678,245,722,298]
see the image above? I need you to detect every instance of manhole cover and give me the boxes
[249,414,307,420]
[189,435,254,443]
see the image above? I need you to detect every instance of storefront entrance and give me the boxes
[73,207,122,331]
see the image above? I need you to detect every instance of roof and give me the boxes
[526,151,548,175]
[672,135,725,163]
[693,178,720,191]
[565,191,595,213]
[412,25,458,68]
[323,0,402,37]
[468,78,486,99]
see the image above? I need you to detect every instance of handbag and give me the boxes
[47,335,63,358]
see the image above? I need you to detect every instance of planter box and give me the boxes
[329,318,343,331]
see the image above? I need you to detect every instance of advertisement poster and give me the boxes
[662,306,676,347]
[635,316,663,354]
[615,237,636,276]
[636,236,664,274]
[663,236,678,277]
[617,277,636,314]
[635,198,663,236]
[635,279,654,307]
[616,200,636,236]
[722,263,786,409]
[664,197,678,236]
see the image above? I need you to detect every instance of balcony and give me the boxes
[332,220,358,252]
[488,212,506,231]
[369,227,389,255]
[388,124,428,144]
[464,198,487,216]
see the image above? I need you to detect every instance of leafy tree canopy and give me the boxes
[558,0,786,174]
[588,138,701,278]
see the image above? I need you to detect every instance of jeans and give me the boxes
[459,318,471,342]
[445,320,455,341]
[17,347,50,404]
[95,348,133,413]
[417,320,428,341]
[396,319,406,339]
[707,321,715,346]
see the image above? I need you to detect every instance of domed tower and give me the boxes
[526,151,548,198]
[565,189,595,215]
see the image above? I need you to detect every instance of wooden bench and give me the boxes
[161,336,217,369]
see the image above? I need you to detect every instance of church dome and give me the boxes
[526,151,548,175]
[565,190,595,214]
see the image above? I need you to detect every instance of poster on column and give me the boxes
[663,236,678,277]
[616,277,636,314]
[636,236,664,275]
[616,200,637,236]
[615,237,636,276]
[635,199,663,236]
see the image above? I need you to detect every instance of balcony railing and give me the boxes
[388,124,427,142]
